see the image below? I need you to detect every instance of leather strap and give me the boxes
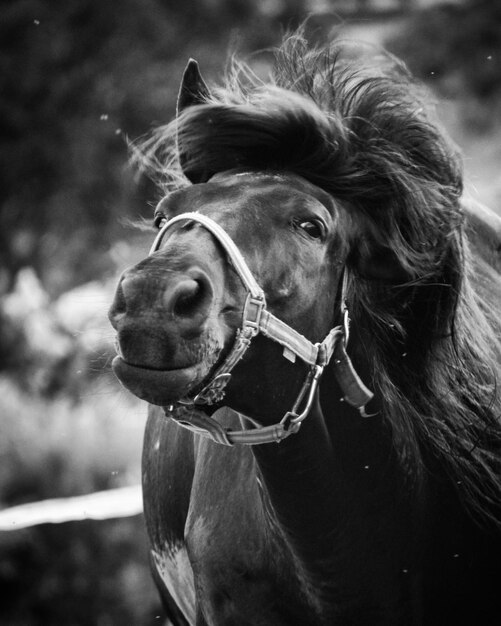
[151,212,264,298]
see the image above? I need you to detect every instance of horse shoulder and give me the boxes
[143,407,297,624]
[143,406,197,624]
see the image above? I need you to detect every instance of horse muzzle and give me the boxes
[108,261,229,405]
[111,356,212,405]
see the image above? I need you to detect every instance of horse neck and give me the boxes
[250,349,418,583]
[251,395,337,560]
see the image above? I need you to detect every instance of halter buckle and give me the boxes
[177,373,233,407]
[243,294,265,331]
[281,363,324,431]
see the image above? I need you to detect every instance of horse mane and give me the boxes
[136,33,501,529]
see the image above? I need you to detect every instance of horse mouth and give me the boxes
[112,355,213,406]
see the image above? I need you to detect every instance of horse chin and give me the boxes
[111,356,211,406]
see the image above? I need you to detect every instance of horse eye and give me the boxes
[154,216,167,229]
[297,220,324,239]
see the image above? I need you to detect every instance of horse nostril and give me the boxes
[164,272,214,334]
[109,284,127,330]
[173,279,204,317]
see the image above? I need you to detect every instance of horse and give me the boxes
[109,34,501,625]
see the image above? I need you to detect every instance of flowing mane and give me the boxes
[136,34,501,529]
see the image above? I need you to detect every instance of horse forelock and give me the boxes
[142,35,464,275]
[136,33,501,529]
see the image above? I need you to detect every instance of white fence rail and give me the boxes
[0,485,143,531]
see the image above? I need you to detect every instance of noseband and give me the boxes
[150,212,373,445]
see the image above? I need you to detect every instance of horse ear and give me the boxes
[177,60,211,183]
[177,59,211,116]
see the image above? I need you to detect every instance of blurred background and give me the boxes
[1,0,500,623]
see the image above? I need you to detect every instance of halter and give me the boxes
[149,212,373,445]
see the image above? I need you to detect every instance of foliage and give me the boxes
[0,376,159,623]
[0,517,163,625]
[387,1,501,122]
[1,0,163,293]
[0,267,117,398]
[0,0,310,295]
[0,267,152,622]
[0,377,144,505]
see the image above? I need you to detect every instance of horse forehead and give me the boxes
[163,172,335,217]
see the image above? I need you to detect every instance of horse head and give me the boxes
[111,167,351,418]
[109,59,420,438]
